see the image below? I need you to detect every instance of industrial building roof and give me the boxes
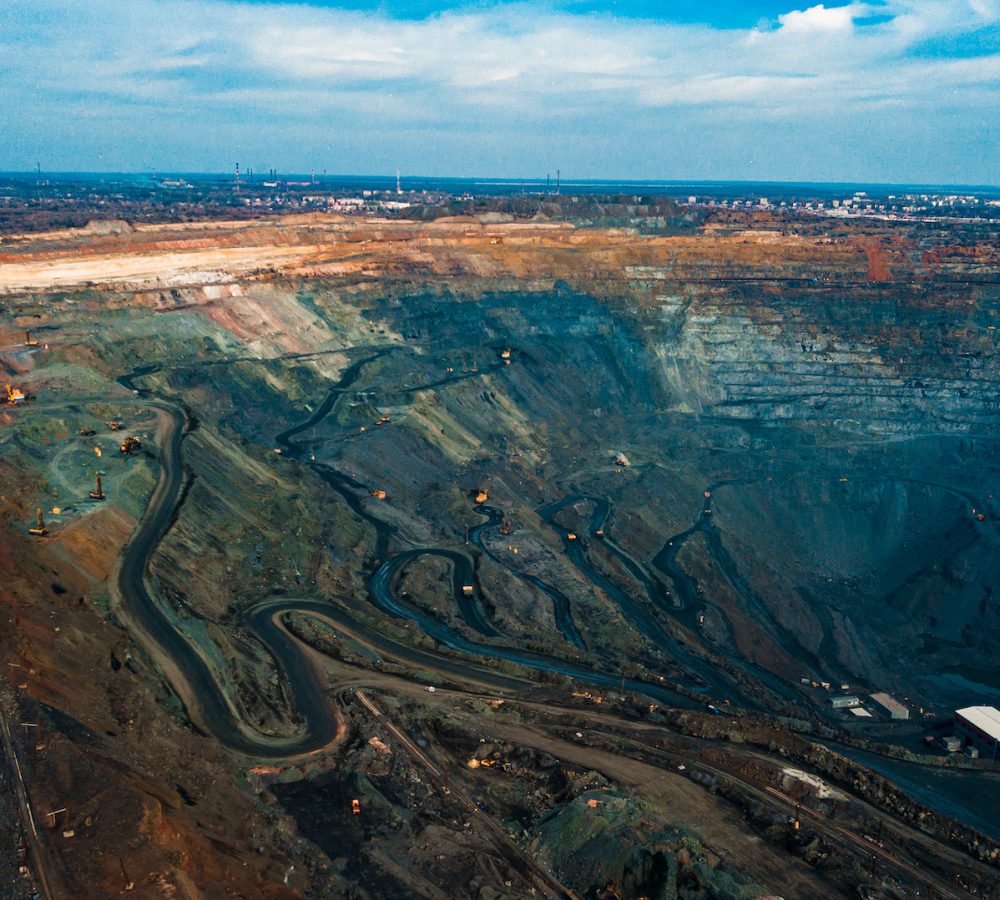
[956,706,1000,742]
[850,707,873,717]
[870,692,908,716]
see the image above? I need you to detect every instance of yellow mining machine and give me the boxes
[24,330,38,347]
[119,436,141,455]
[88,474,106,501]
[5,384,26,405]
[108,421,123,431]
[28,508,48,536]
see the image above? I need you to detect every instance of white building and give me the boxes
[955,706,1000,758]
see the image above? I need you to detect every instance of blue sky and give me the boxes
[1,0,998,183]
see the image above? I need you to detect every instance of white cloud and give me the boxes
[2,0,995,111]
[777,3,869,32]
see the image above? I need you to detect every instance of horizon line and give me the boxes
[2,171,998,192]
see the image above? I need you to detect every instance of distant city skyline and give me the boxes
[2,0,998,184]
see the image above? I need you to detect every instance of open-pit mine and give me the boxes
[2,202,1000,899]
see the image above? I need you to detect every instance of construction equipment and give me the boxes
[500,348,511,360]
[474,489,489,504]
[78,428,96,436]
[370,489,386,500]
[498,518,511,535]
[108,421,123,431]
[351,799,361,815]
[119,436,141,455]
[594,528,605,538]
[567,532,578,541]
[461,585,474,596]
[24,330,38,347]
[5,384,26,405]
[88,474,106,501]
[28,508,48,536]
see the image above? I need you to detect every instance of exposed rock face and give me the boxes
[660,283,1000,432]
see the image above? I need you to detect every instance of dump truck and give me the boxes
[351,799,361,815]
[370,489,386,500]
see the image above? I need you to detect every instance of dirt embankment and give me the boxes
[2,214,996,294]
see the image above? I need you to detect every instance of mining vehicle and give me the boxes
[88,474,106,501]
[24,330,38,347]
[5,384,26,405]
[28,508,48,536]
[119,436,141,455]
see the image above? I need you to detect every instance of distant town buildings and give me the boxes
[684,190,996,223]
